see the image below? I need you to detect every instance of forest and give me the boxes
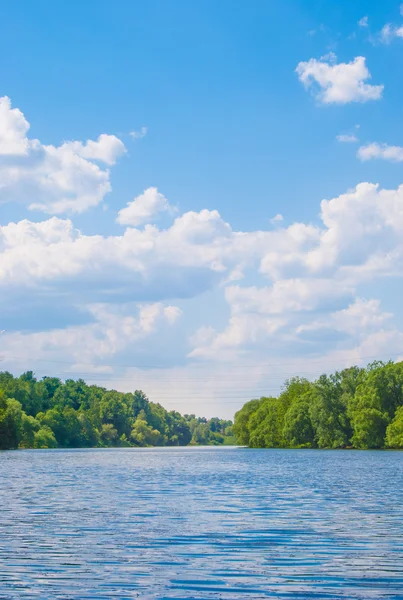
[233,361,403,449]
[0,372,234,450]
[3,360,403,452]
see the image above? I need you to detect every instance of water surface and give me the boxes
[1,447,402,599]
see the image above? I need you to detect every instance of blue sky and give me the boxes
[1,0,403,417]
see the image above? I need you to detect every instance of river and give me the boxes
[1,447,402,598]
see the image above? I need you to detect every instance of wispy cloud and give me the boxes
[336,134,358,143]
[130,126,148,139]
[377,23,403,44]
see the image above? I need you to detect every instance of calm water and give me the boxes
[1,448,403,599]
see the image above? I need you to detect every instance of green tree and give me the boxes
[233,399,262,445]
[131,411,162,446]
[51,379,90,411]
[386,406,403,448]
[283,396,315,448]
[20,414,41,448]
[133,390,150,416]
[248,397,287,448]
[100,423,119,446]
[166,411,192,446]
[351,408,389,449]
[99,391,132,437]
[1,372,232,449]
[192,423,211,445]
[309,375,351,449]
[348,362,403,448]
[34,426,57,449]
[0,393,23,449]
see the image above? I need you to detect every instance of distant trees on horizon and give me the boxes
[233,361,403,450]
[3,360,403,452]
[0,371,233,450]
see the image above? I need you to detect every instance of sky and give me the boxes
[1,0,403,419]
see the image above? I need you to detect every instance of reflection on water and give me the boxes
[1,447,402,599]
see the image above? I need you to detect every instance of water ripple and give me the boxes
[0,447,403,598]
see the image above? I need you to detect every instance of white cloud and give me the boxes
[333,298,392,333]
[358,142,403,162]
[187,180,403,361]
[0,95,126,214]
[358,16,369,28]
[0,209,249,303]
[189,280,353,359]
[380,24,394,43]
[188,284,400,364]
[162,305,182,324]
[296,55,384,104]
[225,279,352,316]
[259,182,403,283]
[336,134,358,143]
[130,127,147,139]
[189,313,287,360]
[2,178,403,416]
[2,181,403,309]
[297,298,392,340]
[116,187,172,226]
[311,182,403,276]
[0,301,180,370]
[64,134,126,166]
[270,213,284,224]
[0,96,30,155]
[379,23,403,44]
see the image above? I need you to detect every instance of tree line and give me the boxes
[0,371,233,450]
[233,361,403,449]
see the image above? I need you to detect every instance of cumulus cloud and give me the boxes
[189,280,353,359]
[0,301,181,371]
[2,182,403,307]
[2,177,403,394]
[189,289,399,363]
[0,96,126,214]
[358,16,369,28]
[0,209,249,305]
[116,187,172,226]
[297,298,392,340]
[0,96,30,155]
[189,313,287,360]
[185,182,403,361]
[64,134,126,166]
[189,293,395,363]
[3,90,403,416]
[259,182,403,283]
[358,142,403,162]
[296,55,383,104]
[225,280,352,316]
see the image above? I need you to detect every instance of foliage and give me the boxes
[282,396,315,448]
[234,361,403,450]
[233,399,262,446]
[386,406,403,448]
[0,372,233,450]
